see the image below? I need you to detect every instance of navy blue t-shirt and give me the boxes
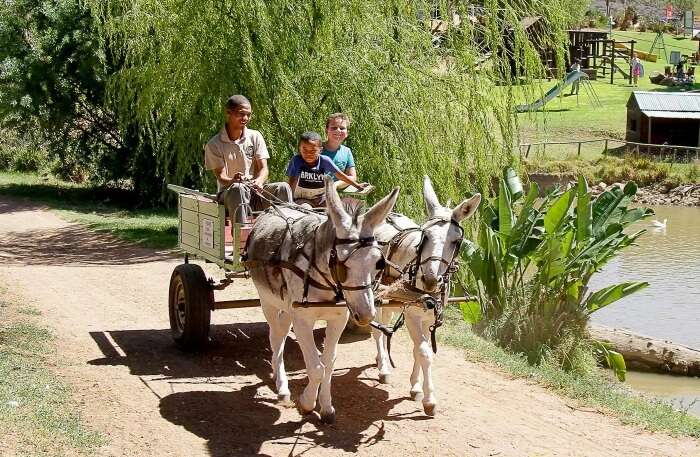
[286,155,340,198]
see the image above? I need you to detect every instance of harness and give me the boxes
[380,214,465,357]
[243,204,387,318]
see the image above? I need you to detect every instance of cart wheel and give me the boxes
[168,264,213,349]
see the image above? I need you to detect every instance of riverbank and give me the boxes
[528,173,700,206]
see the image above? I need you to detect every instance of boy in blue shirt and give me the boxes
[287,131,368,207]
[322,113,356,189]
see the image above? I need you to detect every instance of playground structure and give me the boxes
[515,70,601,112]
[568,29,639,85]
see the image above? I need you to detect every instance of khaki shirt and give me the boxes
[204,127,269,191]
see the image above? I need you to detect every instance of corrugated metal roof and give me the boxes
[642,110,700,119]
[632,91,700,112]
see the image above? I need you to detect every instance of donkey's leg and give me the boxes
[318,316,346,424]
[406,313,436,416]
[262,305,292,403]
[292,314,323,415]
[372,308,393,383]
[406,314,424,401]
[420,318,437,416]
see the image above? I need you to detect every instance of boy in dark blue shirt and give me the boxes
[286,132,368,207]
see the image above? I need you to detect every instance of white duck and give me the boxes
[650,218,667,229]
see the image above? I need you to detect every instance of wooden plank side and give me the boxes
[198,199,221,217]
[181,195,199,212]
[181,221,200,238]
[182,239,221,259]
[181,208,198,225]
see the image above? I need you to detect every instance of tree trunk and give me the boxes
[589,325,700,377]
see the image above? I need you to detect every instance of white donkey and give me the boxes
[246,178,399,424]
[373,176,480,416]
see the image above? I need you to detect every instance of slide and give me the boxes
[516,70,587,112]
[614,42,658,63]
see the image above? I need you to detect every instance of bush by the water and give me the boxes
[460,168,652,378]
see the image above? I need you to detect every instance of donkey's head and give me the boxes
[325,178,400,326]
[416,176,481,292]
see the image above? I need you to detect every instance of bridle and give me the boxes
[383,215,464,292]
[379,214,465,357]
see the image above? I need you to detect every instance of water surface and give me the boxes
[589,205,700,348]
[588,205,700,417]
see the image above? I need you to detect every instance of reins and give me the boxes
[380,214,465,355]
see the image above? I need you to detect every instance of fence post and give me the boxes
[577,142,582,158]
[526,144,532,158]
[604,139,609,155]
[543,143,546,158]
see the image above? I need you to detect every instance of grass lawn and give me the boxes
[0,172,178,249]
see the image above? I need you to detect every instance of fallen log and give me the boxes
[589,325,700,377]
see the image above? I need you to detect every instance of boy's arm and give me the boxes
[334,170,367,189]
[287,176,299,195]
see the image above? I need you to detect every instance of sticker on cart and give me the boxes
[200,218,214,250]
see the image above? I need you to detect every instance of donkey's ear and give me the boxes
[360,187,400,236]
[452,193,481,222]
[325,176,351,231]
[423,175,441,217]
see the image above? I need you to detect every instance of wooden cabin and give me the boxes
[626,91,700,146]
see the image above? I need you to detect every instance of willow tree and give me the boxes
[86,0,583,212]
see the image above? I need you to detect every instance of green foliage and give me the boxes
[0,0,164,201]
[83,0,584,210]
[462,167,652,370]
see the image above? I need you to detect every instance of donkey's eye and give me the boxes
[376,258,386,270]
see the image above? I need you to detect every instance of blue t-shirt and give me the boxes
[286,155,340,198]
[322,145,355,181]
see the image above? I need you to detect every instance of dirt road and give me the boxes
[1,195,698,457]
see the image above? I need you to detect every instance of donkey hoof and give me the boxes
[410,390,423,401]
[296,402,314,416]
[320,411,336,424]
[378,373,391,384]
[423,403,436,417]
[277,393,292,405]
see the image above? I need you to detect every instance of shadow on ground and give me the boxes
[0,197,173,265]
[88,322,422,456]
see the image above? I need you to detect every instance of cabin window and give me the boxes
[630,119,637,132]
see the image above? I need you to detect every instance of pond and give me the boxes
[588,205,700,417]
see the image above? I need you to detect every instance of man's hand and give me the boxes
[231,172,243,182]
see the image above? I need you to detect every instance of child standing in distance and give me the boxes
[286,132,368,207]
[322,113,356,190]
[569,58,581,95]
[631,52,643,87]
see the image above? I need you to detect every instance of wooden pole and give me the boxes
[629,40,635,85]
[610,39,615,85]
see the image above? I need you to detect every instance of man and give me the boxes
[204,95,292,227]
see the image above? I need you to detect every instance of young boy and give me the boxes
[322,113,356,189]
[287,132,368,207]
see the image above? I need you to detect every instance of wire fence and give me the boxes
[520,138,700,163]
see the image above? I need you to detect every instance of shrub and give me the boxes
[460,168,653,378]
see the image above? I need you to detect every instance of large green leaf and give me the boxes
[620,207,654,226]
[596,341,627,382]
[585,282,649,313]
[544,188,574,235]
[575,175,591,242]
[498,178,514,239]
[460,301,483,324]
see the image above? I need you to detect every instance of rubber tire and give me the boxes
[168,264,213,350]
